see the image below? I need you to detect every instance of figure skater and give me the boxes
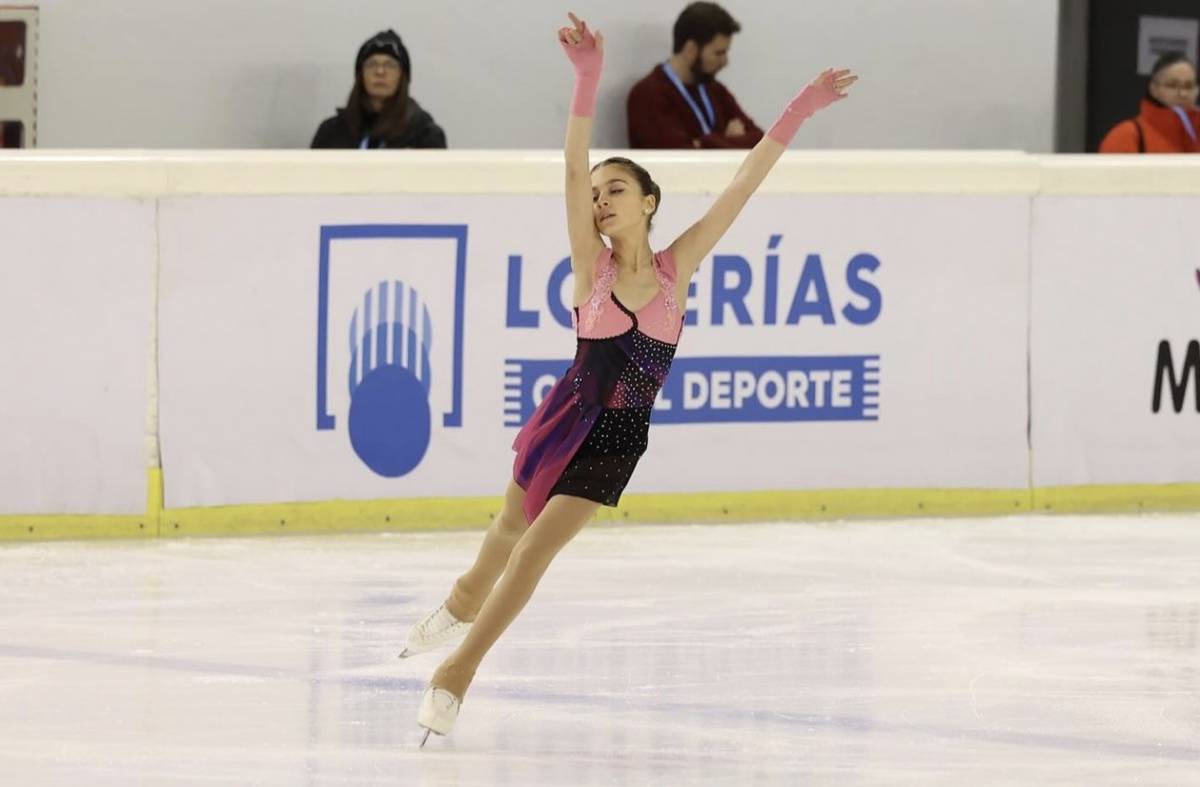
[404,12,857,744]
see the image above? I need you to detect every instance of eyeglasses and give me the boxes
[1154,79,1198,92]
[364,59,400,72]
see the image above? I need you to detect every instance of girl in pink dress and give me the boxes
[408,12,857,743]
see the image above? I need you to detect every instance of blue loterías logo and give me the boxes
[347,280,433,476]
[316,224,467,477]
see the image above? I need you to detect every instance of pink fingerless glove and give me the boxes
[559,24,603,117]
[767,70,844,145]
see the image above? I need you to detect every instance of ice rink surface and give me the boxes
[2,515,1198,786]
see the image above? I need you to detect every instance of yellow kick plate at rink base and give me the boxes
[5,474,1200,542]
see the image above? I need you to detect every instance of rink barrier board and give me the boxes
[4,153,1200,541]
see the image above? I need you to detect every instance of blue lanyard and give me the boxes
[1171,106,1198,143]
[359,136,387,149]
[660,62,716,135]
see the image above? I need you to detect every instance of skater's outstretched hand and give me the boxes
[767,68,857,145]
[790,69,857,118]
[558,12,604,77]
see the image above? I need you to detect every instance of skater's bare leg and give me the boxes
[443,481,529,622]
[432,494,599,698]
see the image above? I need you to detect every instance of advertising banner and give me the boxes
[0,198,154,514]
[158,193,1030,508]
[1032,196,1200,486]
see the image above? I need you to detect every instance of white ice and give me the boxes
[1,516,1198,785]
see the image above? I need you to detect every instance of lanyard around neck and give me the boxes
[1170,106,1198,143]
[661,62,716,135]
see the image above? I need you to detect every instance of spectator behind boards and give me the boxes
[312,30,447,149]
[626,2,764,149]
[1099,53,1198,154]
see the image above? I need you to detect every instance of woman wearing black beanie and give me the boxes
[311,29,448,149]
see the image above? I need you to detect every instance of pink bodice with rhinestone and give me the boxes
[576,247,683,345]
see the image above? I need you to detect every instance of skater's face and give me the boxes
[361,54,403,103]
[688,34,731,83]
[1150,61,1198,109]
[591,165,656,236]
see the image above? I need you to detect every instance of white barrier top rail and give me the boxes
[0,150,1041,197]
[1037,155,1200,195]
[2,151,1198,197]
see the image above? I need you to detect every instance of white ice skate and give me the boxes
[417,685,461,746]
[399,603,472,659]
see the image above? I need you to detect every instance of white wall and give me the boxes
[34,0,1059,151]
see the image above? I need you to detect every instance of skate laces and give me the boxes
[415,605,462,640]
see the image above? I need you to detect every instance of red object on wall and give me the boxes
[0,20,25,86]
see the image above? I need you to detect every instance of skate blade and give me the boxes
[398,648,415,659]
[419,727,433,748]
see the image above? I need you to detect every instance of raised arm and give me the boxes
[668,69,857,281]
[559,13,607,290]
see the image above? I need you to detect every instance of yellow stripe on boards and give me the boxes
[1033,483,1200,514]
[159,496,501,538]
[158,487,1032,538]
[6,476,1200,542]
[593,488,1031,523]
[0,514,153,541]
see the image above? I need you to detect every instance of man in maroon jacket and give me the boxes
[627,2,763,149]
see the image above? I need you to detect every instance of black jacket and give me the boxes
[310,98,447,149]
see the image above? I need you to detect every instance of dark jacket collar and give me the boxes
[338,97,438,147]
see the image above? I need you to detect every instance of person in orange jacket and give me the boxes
[1100,53,1198,153]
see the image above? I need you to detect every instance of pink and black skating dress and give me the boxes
[512,247,684,523]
